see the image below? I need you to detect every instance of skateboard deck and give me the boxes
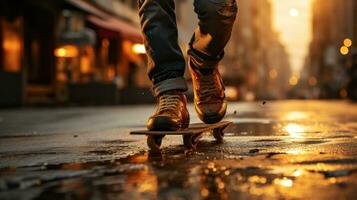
[130,121,232,151]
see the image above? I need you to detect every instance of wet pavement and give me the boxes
[0,100,357,199]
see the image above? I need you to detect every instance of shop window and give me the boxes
[54,44,95,83]
[1,17,23,72]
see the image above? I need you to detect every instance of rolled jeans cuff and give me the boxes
[187,48,224,70]
[153,77,188,96]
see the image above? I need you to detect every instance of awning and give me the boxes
[87,15,143,43]
[65,0,143,43]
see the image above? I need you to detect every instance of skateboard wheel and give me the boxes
[183,135,199,149]
[147,135,163,151]
[213,127,225,142]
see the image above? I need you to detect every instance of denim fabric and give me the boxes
[138,0,238,96]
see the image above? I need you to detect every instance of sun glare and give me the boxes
[289,8,299,17]
[284,123,305,138]
[271,0,312,73]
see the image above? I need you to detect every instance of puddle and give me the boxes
[224,122,280,136]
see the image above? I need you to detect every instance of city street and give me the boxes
[0,100,357,199]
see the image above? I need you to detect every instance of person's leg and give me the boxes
[138,0,189,130]
[138,0,187,96]
[189,0,238,123]
[189,0,237,66]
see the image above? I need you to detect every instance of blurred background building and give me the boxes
[0,0,150,106]
[301,0,357,100]
[223,0,291,101]
[175,0,291,101]
[0,0,355,107]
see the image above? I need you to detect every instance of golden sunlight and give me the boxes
[286,148,304,155]
[274,177,293,188]
[284,123,305,138]
[271,0,312,73]
[289,8,300,17]
[284,111,308,121]
[292,169,303,177]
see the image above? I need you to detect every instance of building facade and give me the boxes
[223,0,291,100]
[304,0,356,99]
[174,0,291,101]
[0,0,148,106]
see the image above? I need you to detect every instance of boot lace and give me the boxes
[158,94,180,113]
[198,74,219,99]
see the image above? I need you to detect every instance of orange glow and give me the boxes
[54,45,79,58]
[56,48,66,57]
[132,43,146,54]
[292,169,303,177]
[2,39,22,72]
[201,188,209,197]
[80,56,91,74]
[285,111,308,120]
[107,68,115,80]
[2,22,22,72]
[289,76,299,86]
[3,39,21,51]
[102,38,110,48]
[308,76,317,86]
[329,178,337,184]
[340,89,348,98]
[343,38,352,47]
[284,123,304,138]
[340,46,349,55]
[274,177,293,187]
[248,176,267,184]
[269,68,278,79]
[225,86,239,100]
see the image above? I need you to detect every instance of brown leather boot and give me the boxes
[189,61,227,124]
[147,91,190,131]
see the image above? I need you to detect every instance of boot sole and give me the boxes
[147,116,189,131]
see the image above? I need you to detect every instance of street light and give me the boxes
[54,45,79,58]
[132,43,146,54]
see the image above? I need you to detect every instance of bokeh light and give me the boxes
[340,46,349,55]
[289,76,299,86]
[343,38,352,47]
[274,177,293,187]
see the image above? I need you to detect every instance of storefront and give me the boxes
[0,0,58,106]
[0,0,150,106]
[57,0,150,105]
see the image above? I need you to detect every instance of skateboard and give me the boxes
[130,121,232,151]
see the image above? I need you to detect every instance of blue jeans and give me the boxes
[138,0,238,96]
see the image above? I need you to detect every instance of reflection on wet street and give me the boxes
[1,101,357,199]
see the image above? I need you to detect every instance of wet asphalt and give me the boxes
[0,100,357,200]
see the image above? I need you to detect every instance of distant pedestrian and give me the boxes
[138,0,237,130]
